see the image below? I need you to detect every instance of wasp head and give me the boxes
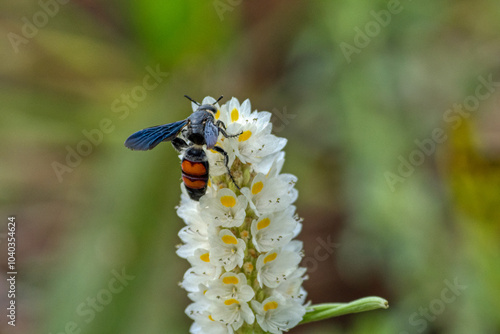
[199,104,218,114]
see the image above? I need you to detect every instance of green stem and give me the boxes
[299,296,389,325]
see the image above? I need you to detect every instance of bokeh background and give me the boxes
[1,1,499,333]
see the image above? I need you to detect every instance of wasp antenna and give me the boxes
[184,95,200,106]
[213,95,224,105]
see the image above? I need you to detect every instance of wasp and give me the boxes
[124,95,240,201]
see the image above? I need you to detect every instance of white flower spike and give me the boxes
[176,96,388,333]
[177,97,307,333]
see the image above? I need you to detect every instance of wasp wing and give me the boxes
[124,119,188,150]
[204,121,219,149]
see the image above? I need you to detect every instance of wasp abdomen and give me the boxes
[181,147,209,200]
[181,160,207,176]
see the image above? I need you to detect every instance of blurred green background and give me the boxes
[1,1,499,333]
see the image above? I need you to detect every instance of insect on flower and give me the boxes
[126,95,387,333]
[124,95,241,201]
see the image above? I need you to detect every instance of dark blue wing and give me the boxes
[124,120,188,150]
[204,121,219,149]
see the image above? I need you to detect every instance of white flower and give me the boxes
[209,229,245,271]
[256,241,303,288]
[176,225,209,259]
[176,193,209,258]
[212,298,255,331]
[206,97,286,176]
[241,173,298,216]
[186,303,234,334]
[187,283,210,305]
[200,188,248,228]
[272,267,308,304]
[251,295,306,334]
[190,317,233,334]
[224,115,286,168]
[177,97,307,333]
[216,97,254,126]
[182,248,222,292]
[250,206,298,252]
[205,272,255,303]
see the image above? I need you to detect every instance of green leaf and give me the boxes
[299,296,389,325]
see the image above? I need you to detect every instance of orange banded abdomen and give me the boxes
[182,175,207,189]
[181,152,209,201]
[182,160,207,176]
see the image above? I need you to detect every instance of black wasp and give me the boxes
[124,95,240,201]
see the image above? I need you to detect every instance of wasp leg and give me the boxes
[172,138,189,152]
[219,128,242,139]
[212,145,240,190]
[215,120,227,130]
[215,120,242,138]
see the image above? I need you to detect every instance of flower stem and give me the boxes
[299,296,389,325]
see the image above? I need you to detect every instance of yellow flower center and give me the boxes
[215,109,220,119]
[264,252,277,264]
[224,299,239,306]
[222,235,238,245]
[239,130,252,142]
[252,181,264,195]
[200,253,210,262]
[257,218,270,230]
[220,195,236,207]
[264,301,279,311]
[231,108,239,122]
[222,275,239,285]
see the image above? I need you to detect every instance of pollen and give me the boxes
[208,314,215,321]
[257,218,271,230]
[231,108,239,122]
[252,181,264,194]
[224,298,240,306]
[238,130,252,142]
[243,262,254,273]
[222,235,238,245]
[222,275,239,285]
[264,252,277,264]
[263,301,279,311]
[220,196,236,207]
[200,253,210,262]
[215,109,220,119]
